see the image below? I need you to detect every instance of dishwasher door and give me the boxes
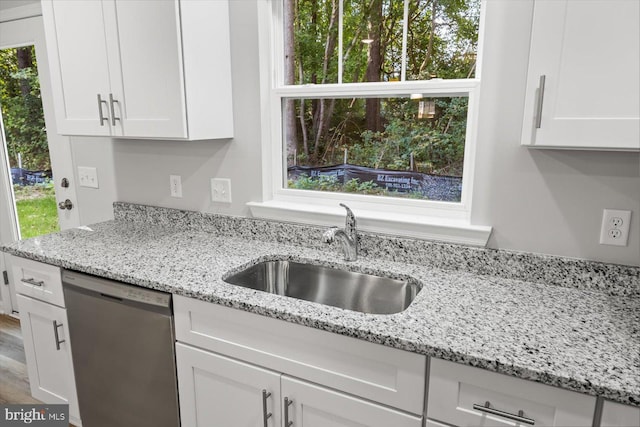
[62,270,180,427]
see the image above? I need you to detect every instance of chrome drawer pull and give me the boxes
[534,74,546,129]
[284,397,293,426]
[97,94,109,126]
[53,320,65,351]
[262,390,272,427]
[473,401,535,425]
[21,277,44,287]
[109,93,120,126]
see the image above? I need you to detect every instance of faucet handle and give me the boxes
[322,226,338,243]
[339,203,356,236]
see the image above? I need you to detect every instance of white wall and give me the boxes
[81,0,638,266]
[471,0,640,266]
[70,136,118,225]
[112,0,263,217]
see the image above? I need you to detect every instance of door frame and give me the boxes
[0,13,80,314]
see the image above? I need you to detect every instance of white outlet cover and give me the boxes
[599,209,632,246]
[170,175,182,198]
[78,166,99,189]
[211,178,232,203]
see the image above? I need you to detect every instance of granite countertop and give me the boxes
[2,203,639,407]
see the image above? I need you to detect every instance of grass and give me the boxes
[13,183,60,239]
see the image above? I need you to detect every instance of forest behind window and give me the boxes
[281,0,480,202]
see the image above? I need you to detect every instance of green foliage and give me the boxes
[335,97,467,176]
[288,174,427,199]
[289,175,388,194]
[13,182,59,239]
[288,0,480,180]
[0,46,49,171]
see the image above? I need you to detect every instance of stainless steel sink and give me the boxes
[224,260,420,314]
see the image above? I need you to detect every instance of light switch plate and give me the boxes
[78,166,99,189]
[211,178,232,203]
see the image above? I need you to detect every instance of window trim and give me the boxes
[253,0,492,246]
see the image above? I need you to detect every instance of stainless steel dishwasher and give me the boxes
[62,269,180,427]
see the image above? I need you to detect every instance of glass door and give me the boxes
[1,45,60,240]
[0,16,80,315]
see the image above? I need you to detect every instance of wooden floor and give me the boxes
[0,314,41,405]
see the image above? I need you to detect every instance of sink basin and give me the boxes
[224,260,420,314]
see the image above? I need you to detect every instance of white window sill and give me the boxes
[247,200,492,247]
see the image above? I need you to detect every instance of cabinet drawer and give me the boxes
[174,295,426,415]
[428,358,596,427]
[11,256,64,307]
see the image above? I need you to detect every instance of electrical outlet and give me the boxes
[610,217,624,228]
[211,178,232,203]
[599,209,631,246]
[78,166,99,189]
[170,175,182,198]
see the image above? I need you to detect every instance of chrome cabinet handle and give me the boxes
[21,277,44,287]
[534,74,546,129]
[262,390,272,427]
[284,397,293,426]
[97,94,109,126]
[109,93,120,126]
[52,320,65,351]
[473,401,535,425]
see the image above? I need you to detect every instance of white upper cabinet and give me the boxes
[42,0,233,140]
[42,1,112,136]
[521,0,639,151]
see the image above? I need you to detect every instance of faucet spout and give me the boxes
[323,204,358,261]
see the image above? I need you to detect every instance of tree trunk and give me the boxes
[298,62,309,157]
[365,0,383,132]
[310,0,340,161]
[419,0,437,77]
[313,99,325,160]
[16,47,33,98]
[321,0,339,83]
[320,98,336,151]
[284,0,297,166]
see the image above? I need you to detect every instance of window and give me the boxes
[253,0,491,245]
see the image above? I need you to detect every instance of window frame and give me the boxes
[252,0,491,245]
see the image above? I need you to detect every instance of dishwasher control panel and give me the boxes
[62,269,171,308]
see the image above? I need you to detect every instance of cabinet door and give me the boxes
[281,376,423,427]
[104,0,188,139]
[176,342,282,427]
[41,0,113,136]
[600,400,640,427]
[521,0,639,150]
[16,294,80,422]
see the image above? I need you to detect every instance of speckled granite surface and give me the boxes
[114,202,640,296]
[2,203,639,407]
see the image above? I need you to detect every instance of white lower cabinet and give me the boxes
[427,358,596,427]
[17,294,81,425]
[281,376,422,427]
[176,342,282,427]
[174,295,620,427]
[175,342,422,427]
[173,295,426,425]
[600,400,640,427]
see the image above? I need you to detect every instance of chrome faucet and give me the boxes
[323,203,358,261]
